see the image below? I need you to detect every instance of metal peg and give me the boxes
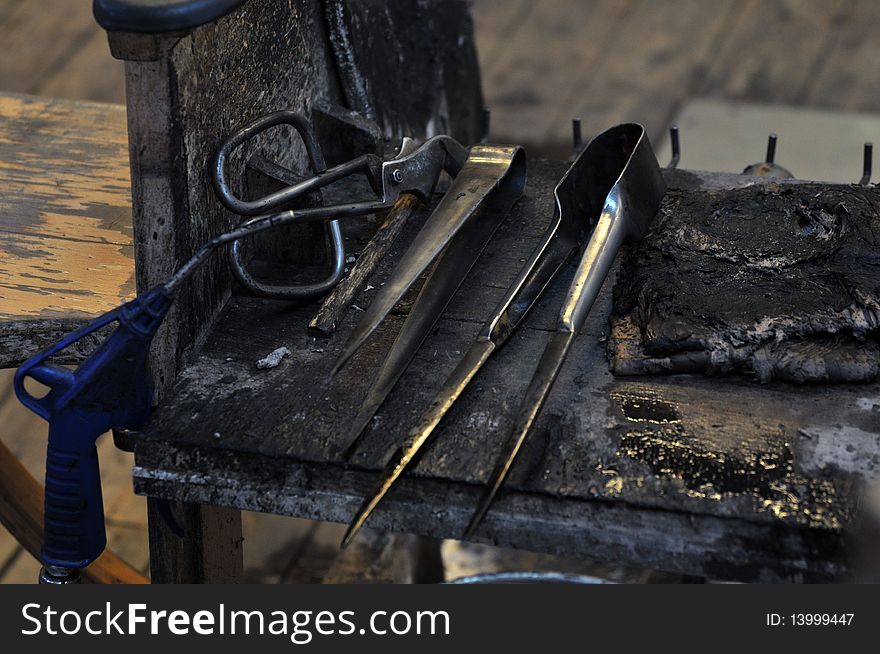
[765,133,777,164]
[481,106,491,143]
[667,125,680,169]
[859,142,873,186]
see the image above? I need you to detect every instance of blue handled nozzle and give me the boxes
[14,286,172,580]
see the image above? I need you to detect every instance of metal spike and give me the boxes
[667,125,680,169]
[859,142,873,186]
[341,340,496,547]
[572,118,583,150]
[765,133,777,164]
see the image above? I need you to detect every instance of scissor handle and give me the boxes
[212,110,327,216]
[212,110,388,217]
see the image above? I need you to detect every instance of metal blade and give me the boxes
[331,145,525,376]
[341,339,496,546]
[463,331,574,539]
[340,155,524,454]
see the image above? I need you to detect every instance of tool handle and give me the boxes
[14,363,74,421]
[42,417,106,569]
[211,110,382,216]
[558,204,628,333]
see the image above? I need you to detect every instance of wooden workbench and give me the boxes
[134,161,879,582]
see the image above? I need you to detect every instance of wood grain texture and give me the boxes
[697,0,854,104]
[134,163,878,581]
[0,438,147,583]
[0,1,105,99]
[0,93,134,366]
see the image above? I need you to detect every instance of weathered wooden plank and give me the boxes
[0,93,134,365]
[698,0,854,104]
[561,0,740,152]
[805,0,880,112]
[147,499,243,584]
[132,443,848,582]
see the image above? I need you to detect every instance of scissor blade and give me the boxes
[463,331,574,539]
[331,145,525,376]
[341,339,497,546]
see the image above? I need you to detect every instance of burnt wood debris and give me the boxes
[610,183,880,383]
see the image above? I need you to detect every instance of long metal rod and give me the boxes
[341,339,495,547]
[341,124,666,546]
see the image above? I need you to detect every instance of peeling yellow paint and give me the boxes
[0,94,135,321]
[0,232,134,319]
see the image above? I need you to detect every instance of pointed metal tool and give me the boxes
[859,142,872,186]
[341,124,665,547]
[338,145,527,457]
[331,145,527,380]
[463,123,666,539]
[341,134,598,546]
[667,125,681,169]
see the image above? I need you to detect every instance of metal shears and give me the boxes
[211,110,470,301]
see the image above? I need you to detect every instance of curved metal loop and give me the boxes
[211,110,348,302]
[229,216,345,301]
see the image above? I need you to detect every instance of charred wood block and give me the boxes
[610,183,880,383]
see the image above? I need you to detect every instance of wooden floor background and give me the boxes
[2,0,880,583]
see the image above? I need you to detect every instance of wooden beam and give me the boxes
[0,438,148,584]
[146,499,243,584]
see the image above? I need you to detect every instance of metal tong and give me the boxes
[329,145,527,407]
[211,110,469,301]
[341,123,665,547]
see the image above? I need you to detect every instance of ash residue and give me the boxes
[610,183,880,383]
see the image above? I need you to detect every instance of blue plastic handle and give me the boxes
[14,286,172,570]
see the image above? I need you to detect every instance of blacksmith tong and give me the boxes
[342,123,665,546]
